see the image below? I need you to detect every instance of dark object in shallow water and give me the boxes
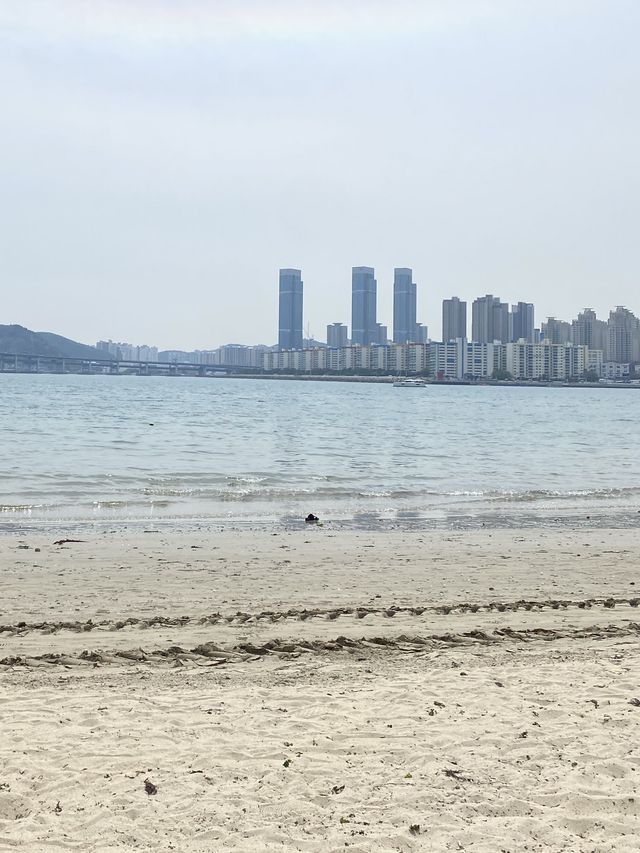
[305,514,319,523]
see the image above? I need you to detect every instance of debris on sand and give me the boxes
[144,779,158,795]
[53,539,84,546]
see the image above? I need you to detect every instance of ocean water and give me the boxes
[1,373,640,532]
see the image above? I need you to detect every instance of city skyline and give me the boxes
[273,268,639,357]
[94,295,640,364]
[2,2,640,348]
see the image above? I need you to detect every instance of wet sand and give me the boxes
[1,527,639,851]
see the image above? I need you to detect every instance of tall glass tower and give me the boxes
[278,269,303,350]
[351,267,377,345]
[392,268,417,343]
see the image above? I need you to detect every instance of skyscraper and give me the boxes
[351,267,378,345]
[392,268,417,343]
[442,297,467,341]
[511,302,535,342]
[607,306,640,363]
[571,308,607,351]
[541,317,571,344]
[472,295,510,343]
[278,269,303,350]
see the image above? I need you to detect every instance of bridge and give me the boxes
[0,352,262,377]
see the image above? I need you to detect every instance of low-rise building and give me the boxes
[506,341,588,380]
[601,362,631,380]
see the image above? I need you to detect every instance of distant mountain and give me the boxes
[0,325,103,359]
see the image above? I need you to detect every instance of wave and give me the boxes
[478,487,640,503]
[3,483,640,519]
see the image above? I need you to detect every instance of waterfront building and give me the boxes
[264,347,326,372]
[191,350,218,366]
[472,295,510,343]
[406,343,428,373]
[326,322,348,348]
[349,344,372,372]
[506,341,588,380]
[442,297,467,341]
[392,268,417,343]
[325,346,347,372]
[351,267,378,345]
[387,344,406,374]
[607,306,640,364]
[428,340,464,379]
[428,340,504,380]
[510,302,535,343]
[216,344,269,368]
[541,317,571,344]
[370,345,389,372]
[98,341,159,361]
[602,362,631,380]
[587,349,604,377]
[464,341,503,379]
[261,339,602,380]
[278,268,303,350]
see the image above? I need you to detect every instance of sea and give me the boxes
[2,373,640,533]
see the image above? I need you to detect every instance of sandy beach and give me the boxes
[1,526,639,851]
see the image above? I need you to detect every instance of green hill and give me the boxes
[0,325,103,359]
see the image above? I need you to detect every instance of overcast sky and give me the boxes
[1,1,639,348]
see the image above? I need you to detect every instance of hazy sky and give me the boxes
[1,1,639,348]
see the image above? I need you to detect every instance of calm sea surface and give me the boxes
[1,374,640,532]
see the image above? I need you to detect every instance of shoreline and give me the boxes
[2,367,640,388]
[2,502,640,536]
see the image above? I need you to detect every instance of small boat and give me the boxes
[393,377,427,387]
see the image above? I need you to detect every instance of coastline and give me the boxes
[3,365,640,388]
[1,526,639,850]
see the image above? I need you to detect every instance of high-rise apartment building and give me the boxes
[541,317,571,344]
[326,322,348,348]
[392,268,417,343]
[278,269,303,350]
[607,306,640,363]
[511,302,535,342]
[351,266,378,345]
[442,297,467,341]
[415,324,429,343]
[472,295,510,343]
[571,309,607,352]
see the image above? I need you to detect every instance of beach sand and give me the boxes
[1,527,639,851]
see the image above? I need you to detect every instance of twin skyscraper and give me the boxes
[278,267,426,350]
